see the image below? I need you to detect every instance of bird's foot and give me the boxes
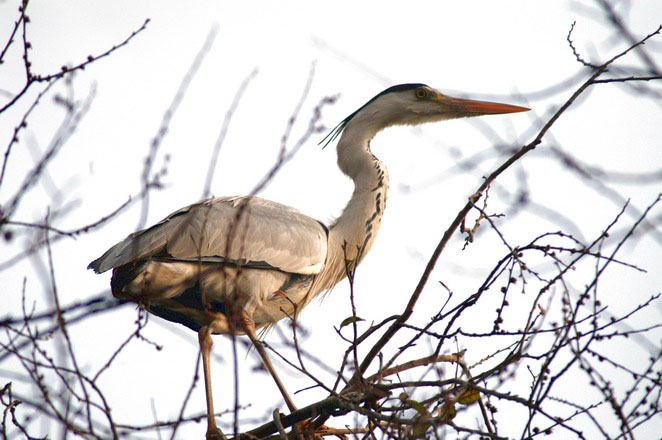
[205,426,226,440]
[297,420,347,440]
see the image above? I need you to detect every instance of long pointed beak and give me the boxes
[439,94,529,117]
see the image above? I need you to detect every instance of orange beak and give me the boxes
[435,92,529,117]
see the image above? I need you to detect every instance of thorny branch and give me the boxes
[0,1,149,114]
[349,22,662,387]
[1,1,660,439]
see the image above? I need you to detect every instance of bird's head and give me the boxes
[321,83,529,147]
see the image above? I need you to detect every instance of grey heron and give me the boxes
[88,83,528,439]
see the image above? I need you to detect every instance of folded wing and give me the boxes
[88,196,328,275]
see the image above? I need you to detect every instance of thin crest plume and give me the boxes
[319,83,428,149]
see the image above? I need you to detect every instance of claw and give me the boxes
[206,427,226,440]
[297,420,348,440]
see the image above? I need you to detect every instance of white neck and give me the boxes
[315,117,390,291]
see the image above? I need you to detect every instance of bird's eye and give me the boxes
[415,88,428,100]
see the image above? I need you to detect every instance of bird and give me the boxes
[88,83,528,439]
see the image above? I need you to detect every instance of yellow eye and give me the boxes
[415,88,428,99]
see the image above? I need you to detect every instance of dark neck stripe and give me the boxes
[319,83,428,149]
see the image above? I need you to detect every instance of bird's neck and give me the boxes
[319,122,390,290]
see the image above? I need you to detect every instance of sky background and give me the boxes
[1,1,661,438]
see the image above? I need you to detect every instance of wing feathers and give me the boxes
[88,196,327,275]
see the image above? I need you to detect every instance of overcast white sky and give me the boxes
[2,1,661,438]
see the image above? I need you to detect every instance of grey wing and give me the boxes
[88,196,328,275]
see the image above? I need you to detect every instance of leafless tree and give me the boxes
[1,1,660,439]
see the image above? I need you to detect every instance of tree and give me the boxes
[1,1,660,439]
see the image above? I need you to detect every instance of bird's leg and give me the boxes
[239,311,298,413]
[198,326,226,440]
